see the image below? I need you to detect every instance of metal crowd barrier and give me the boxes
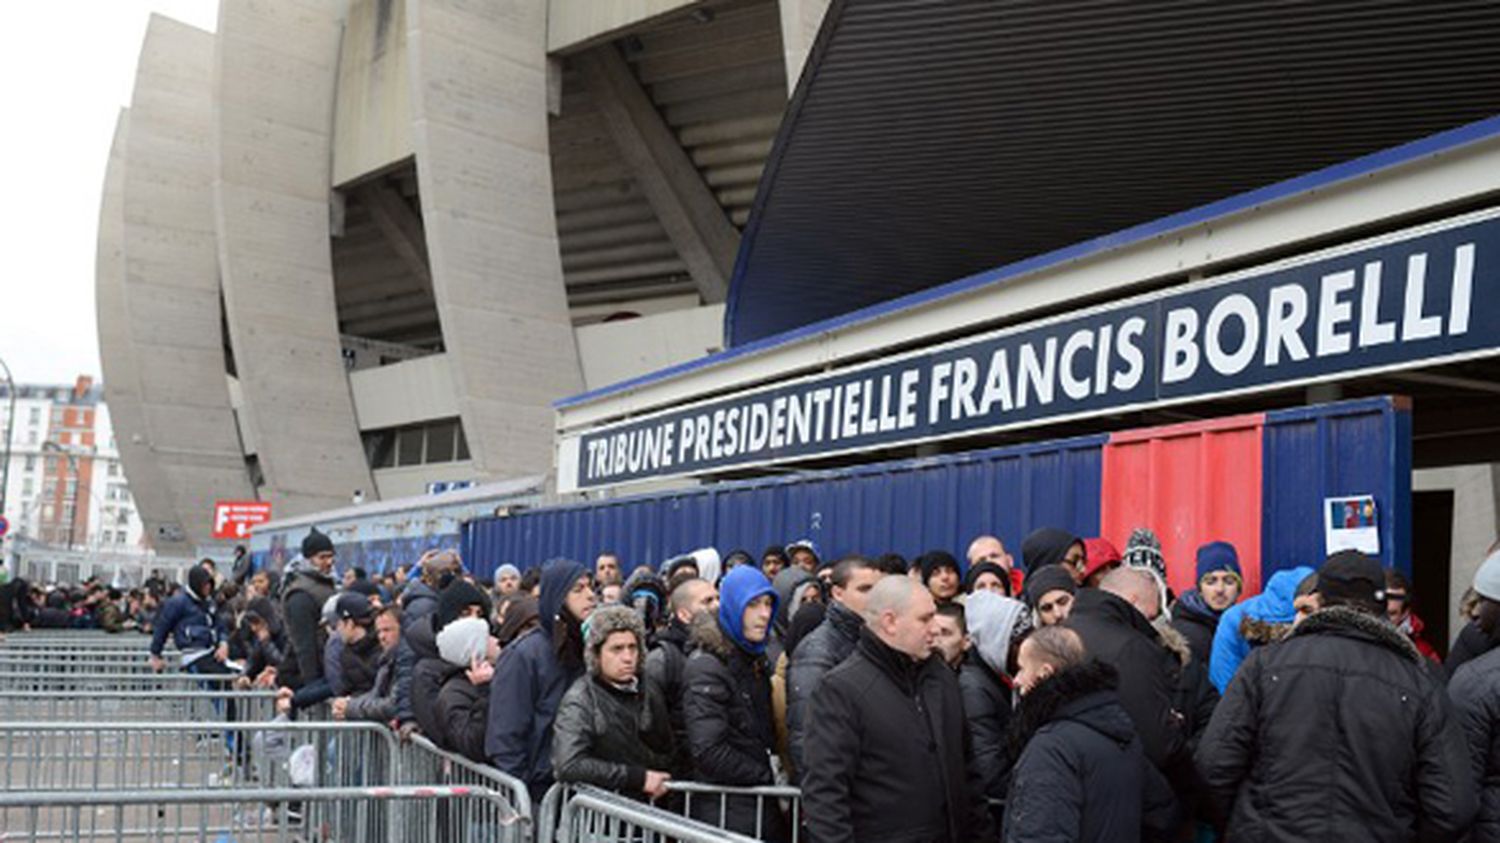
[398,733,533,843]
[0,689,277,724]
[558,786,761,843]
[0,671,237,693]
[0,784,518,843]
[0,721,396,793]
[537,780,802,843]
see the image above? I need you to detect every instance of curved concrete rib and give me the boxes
[97,108,192,556]
[406,0,584,479]
[122,15,255,549]
[214,0,375,516]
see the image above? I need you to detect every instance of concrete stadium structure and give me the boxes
[99,0,829,552]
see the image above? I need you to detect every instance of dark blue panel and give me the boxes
[1261,397,1410,580]
[464,433,1109,577]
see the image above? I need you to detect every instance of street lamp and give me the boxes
[0,356,14,521]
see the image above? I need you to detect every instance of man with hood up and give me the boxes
[552,605,675,800]
[960,591,1033,827]
[683,565,787,839]
[150,565,230,674]
[1021,528,1087,582]
[486,558,596,802]
[1197,551,1475,841]
[278,528,338,690]
[1207,565,1315,693]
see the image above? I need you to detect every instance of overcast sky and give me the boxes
[0,2,219,389]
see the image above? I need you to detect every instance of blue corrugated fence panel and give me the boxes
[1261,396,1410,580]
[464,433,1109,576]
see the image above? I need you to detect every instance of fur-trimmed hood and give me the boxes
[1155,620,1192,667]
[1241,615,1294,646]
[689,609,737,660]
[1006,659,1129,758]
[1290,604,1423,663]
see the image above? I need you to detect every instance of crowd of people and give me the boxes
[5,526,1500,842]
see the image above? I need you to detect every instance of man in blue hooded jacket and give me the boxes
[485,558,596,801]
[683,565,787,839]
[150,565,229,674]
[1208,566,1315,693]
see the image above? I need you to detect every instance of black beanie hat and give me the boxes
[963,561,1011,595]
[919,550,962,583]
[302,527,334,559]
[437,579,491,631]
[1316,550,1386,614]
[1022,564,1077,609]
[347,579,381,599]
[1021,527,1079,574]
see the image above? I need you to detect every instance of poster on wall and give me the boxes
[1324,495,1380,555]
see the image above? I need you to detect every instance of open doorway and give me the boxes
[1412,490,1455,657]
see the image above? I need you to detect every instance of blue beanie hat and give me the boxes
[1196,541,1242,584]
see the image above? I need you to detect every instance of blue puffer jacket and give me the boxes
[1208,566,1313,693]
[150,569,225,658]
[485,558,588,800]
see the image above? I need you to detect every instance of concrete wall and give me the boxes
[96,109,190,555]
[333,0,414,186]
[349,353,458,431]
[406,0,585,480]
[778,0,831,93]
[548,0,699,53]
[121,15,255,548]
[373,460,479,499]
[214,0,376,515]
[1414,464,1500,634]
[575,304,725,391]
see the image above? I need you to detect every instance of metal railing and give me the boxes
[399,733,533,843]
[0,721,397,793]
[0,671,237,693]
[0,689,277,724]
[538,780,802,843]
[0,784,518,842]
[558,786,762,843]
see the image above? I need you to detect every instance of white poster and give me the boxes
[1324,495,1380,555]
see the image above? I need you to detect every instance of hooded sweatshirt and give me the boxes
[485,558,589,799]
[1021,528,1082,576]
[771,567,817,636]
[961,591,1032,818]
[1208,566,1314,693]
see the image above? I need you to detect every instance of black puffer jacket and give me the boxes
[345,644,398,724]
[1445,643,1500,841]
[1169,590,1221,668]
[435,669,490,763]
[1196,606,1476,841]
[407,614,449,743]
[1003,660,1178,843]
[1066,590,1188,773]
[959,649,1013,826]
[786,599,863,778]
[1447,619,1500,679]
[643,617,695,776]
[552,674,675,794]
[802,628,992,843]
[339,631,383,698]
[682,614,786,839]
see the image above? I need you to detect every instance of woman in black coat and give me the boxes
[551,606,675,799]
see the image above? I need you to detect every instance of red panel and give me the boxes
[1100,413,1265,597]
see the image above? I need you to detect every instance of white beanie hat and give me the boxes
[437,616,491,667]
[1474,549,1500,602]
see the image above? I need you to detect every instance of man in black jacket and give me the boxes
[1005,625,1178,843]
[786,554,882,779]
[279,528,338,691]
[644,577,716,775]
[803,575,992,843]
[1196,550,1476,841]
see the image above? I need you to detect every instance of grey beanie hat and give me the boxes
[582,604,646,676]
[496,564,521,579]
[1474,549,1500,602]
